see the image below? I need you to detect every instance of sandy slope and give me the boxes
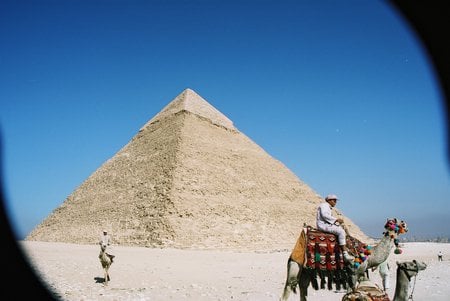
[19,241,450,301]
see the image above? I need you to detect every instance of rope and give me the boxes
[408,275,417,300]
[407,259,420,300]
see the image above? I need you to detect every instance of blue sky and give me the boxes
[1,0,448,240]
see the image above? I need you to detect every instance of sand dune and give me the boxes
[19,241,450,301]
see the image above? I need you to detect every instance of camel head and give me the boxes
[396,259,427,279]
[383,218,408,244]
[100,242,108,252]
[384,218,408,237]
[383,218,408,254]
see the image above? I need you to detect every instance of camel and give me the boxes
[341,259,427,301]
[99,242,114,285]
[392,260,427,301]
[279,218,407,301]
[350,219,408,284]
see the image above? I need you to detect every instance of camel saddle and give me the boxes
[290,226,366,291]
[291,226,364,269]
[304,227,345,270]
[343,280,390,301]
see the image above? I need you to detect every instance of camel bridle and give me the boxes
[398,260,420,281]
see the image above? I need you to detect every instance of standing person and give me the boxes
[438,251,443,261]
[316,194,354,262]
[372,260,390,292]
[99,230,115,263]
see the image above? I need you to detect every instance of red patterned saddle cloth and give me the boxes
[304,227,365,270]
[305,228,344,270]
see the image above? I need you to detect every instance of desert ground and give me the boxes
[20,241,450,301]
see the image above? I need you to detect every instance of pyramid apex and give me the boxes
[27,89,370,248]
[141,89,235,130]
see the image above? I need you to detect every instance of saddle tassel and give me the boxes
[311,242,321,290]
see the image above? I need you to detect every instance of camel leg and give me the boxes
[104,268,109,285]
[298,266,310,301]
[280,258,300,301]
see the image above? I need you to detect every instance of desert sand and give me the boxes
[20,241,450,301]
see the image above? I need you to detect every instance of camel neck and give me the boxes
[393,268,410,301]
[367,235,393,268]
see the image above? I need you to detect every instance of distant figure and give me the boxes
[316,194,354,262]
[99,230,115,263]
[438,251,443,261]
[372,260,390,292]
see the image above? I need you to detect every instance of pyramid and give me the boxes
[26,89,370,250]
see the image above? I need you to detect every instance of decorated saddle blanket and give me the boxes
[304,227,345,270]
[290,226,367,269]
[290,226,369,291]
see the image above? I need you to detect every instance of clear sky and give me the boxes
[1,0,448,240]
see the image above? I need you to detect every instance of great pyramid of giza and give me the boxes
[26,88,370,250]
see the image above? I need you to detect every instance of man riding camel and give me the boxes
[316,194,354,263]
[99,230,115,263]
